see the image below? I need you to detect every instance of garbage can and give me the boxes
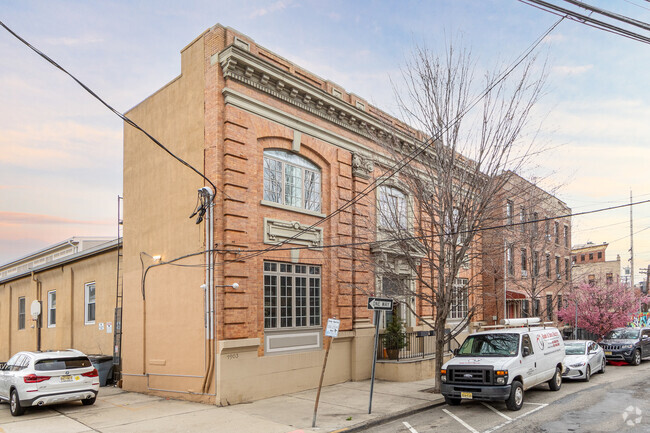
[88,355,114,386]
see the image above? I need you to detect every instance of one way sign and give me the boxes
[367,297,393,311]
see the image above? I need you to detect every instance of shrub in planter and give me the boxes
[383,314,406,359]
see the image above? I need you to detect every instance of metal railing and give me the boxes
[377,330,459,361]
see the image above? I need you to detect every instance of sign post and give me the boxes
[312,317,340,428]
[367,297,393,414]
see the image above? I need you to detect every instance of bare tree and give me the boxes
[364,43,546,392]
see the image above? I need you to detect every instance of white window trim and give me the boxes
[263,149,322,213]
[18,296,26,330]
[47,290,56,328]
[85,282,96,325]
[376,184,410,233]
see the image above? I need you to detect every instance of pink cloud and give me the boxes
[0,211,111,226]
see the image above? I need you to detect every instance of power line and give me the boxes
[520,0,650,45]
[151,198,650,264]
[0,20,225,202]
[231,15,565,264]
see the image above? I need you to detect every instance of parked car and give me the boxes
[0,350,99,416]
[599,327,650,366]
[440,318,565,411]
[562,340,605,381]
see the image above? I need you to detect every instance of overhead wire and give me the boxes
[0,20,227,202]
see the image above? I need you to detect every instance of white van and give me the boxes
[440,318,565,411]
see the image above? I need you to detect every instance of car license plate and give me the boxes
[461,392,473,399]
[605,351,612,356]
[60,375,73,382]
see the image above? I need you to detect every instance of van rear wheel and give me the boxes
[548,367,562,391]
[505,381,524,411]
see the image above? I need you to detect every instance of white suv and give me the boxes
[0,349,99,416]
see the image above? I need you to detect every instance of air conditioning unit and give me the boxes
[545,234,552,241]
[522,270,528,277]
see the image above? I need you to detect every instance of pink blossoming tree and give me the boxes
[558,282,649,338]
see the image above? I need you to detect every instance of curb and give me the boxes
[328,397,446,433]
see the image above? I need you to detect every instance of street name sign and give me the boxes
[367,297,393,311]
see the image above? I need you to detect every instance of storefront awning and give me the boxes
[506,290,527,300]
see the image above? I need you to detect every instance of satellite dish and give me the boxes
[31,300,41,320]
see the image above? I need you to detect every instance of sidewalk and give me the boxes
[0,378,444,433]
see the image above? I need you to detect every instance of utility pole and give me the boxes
[630,190,634,288]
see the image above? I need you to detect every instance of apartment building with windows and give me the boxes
[482,173,571,324]
[571,242,621,285]
[121,24,482,405]
[0,237,119,361]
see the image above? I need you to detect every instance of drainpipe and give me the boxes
[199,187,215,394]
[32,272,41,351]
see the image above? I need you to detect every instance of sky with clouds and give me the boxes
[1,0,649,282]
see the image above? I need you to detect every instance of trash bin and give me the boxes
[88,355,114,386]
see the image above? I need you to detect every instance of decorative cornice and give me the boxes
[216,45,417,147]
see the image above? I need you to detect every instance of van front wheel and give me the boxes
[505,381,524,411]
[548,367,562,391]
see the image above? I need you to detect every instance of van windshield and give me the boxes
[457,333,519,357]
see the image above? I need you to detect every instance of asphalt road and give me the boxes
[364,360,650,433]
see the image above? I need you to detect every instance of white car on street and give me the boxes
[562,340,606,381]
[0,349,99,416]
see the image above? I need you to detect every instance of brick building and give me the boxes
[121,25,482,405]
[571,242,621,285]
[482,173,571,325]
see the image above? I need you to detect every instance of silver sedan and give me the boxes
[562,340,606,381]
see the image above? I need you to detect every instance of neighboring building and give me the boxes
[122,24,481,405]
[0,237,119,362]
[482,173,571,325]
[571,242,621,285]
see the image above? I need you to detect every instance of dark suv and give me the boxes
[599,327,650,365]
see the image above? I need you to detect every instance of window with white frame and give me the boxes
[506,200,513,226]
[263,149,321,212]
[18,297,25,330]
[85,282,96,324]
[47,290,56,327]
[507,244,514,275]
[264,262,321,329]
[377,185,407,230]
[450,278,469,319]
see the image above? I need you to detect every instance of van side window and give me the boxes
[522,334,534,355]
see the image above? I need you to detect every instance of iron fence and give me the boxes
[376,330,459,361]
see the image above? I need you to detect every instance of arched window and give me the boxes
[263,149,321,212]
[377,185,407,230]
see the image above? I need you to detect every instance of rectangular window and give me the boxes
[581,254,585,262]
[520,248,527,276]
[588,274,595,285]
[85,282,96,324]
[589,253,593,260]
[532,212,539,235]
[520,207,526,233]
[522,300,529,318]
[546,295,553,321]
[533,251,539,277]
[565,258,570,281]
[450,278,469,319]
[18,297,25,330]
[606,272,613,285]
[546,253,551,279]
[264,261,321,329]
[378,186,407,230]
[507,245,514,276]
[533,298,540,317]
[555,256,561,280]
[597,251,602,260]
[48,290,56,328]
[506,200,513,226]
[563,225,569,247]
[557,295,563,312]
[554,222,559,244]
